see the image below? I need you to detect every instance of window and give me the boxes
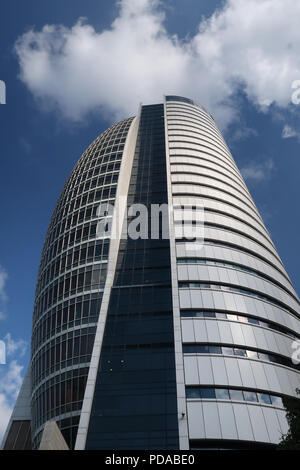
[201,388,215,399]
[215,389,230,400]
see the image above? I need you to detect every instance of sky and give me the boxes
[0,0,300,442]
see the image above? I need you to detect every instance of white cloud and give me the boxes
[0,360,23,400]
[0,360,24,444]
[282,124,300,140]
[240,158,275,182]
[4,334,27,359]
[14,0,300,128]
[0,393,13,444]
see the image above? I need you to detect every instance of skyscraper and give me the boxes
[3,96,300,450]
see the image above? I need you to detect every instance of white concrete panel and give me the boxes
[230,323,245,345]
[197,356,214,384]
[217,403,238,440]
[205,320,221,343]
[184,356,200,384]
[181,319,195,343]
[263,363,282,393]
[202,402,222,439]
[276,409,289,436]
[250,361,269,390]
[262,407,283,443]
[179,290,192,308]
[232,404,254,441]
[193,319,208,342]
[211,356,229,385]
[238,359,256,388]
[247,405,270,442]
[224,357,242,387]
[218,321,234,344]
[187,402,205,439]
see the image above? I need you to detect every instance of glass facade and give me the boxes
[31,117,133,449]
[86,105,179,449]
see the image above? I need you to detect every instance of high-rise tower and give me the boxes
[3,96,300,450]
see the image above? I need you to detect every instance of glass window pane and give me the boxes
[227,314,237,321]
[257,393,271,404]
[233,348,247,357]
[200,388,216,399]
[248,317,259,325]
[215,389,230,400]
[270,395,283,407]
[186,388,201,399]
[203,311,215,318]
[216,312,226,319]
[246,350,258,359]
[197,345,209,353]
[222,347,234,355]
[243,391,258,402]
[229,389,244,401]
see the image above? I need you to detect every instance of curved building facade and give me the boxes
[3,96,300,450]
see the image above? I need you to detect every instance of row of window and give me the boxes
[41,220,101,274]
[178,281,294,316]
[170,159,249,196]
[70,152,122,188]
[65,162,120,202]
[172,180,260,222]
[185,386,284,407]
[37,239,109,297]
[176,237,289,286]
[171,169,255,211]
[35,263,107,313]
[32,327,96,386]
[180,309,298,339]
[183,343,299,371]
[166,106,223,145]
[46,184,117,245]
[42,119,131,259]
[167,113,237,170]
[167,107,226,155]
[173,190,269,240]
[174,203,271,246]
[32,367,88,430]
[175,221,277,264]
[40,212,112,274]
[169,132,231,165]
[168,134,242,185]
[59,120,130,199]
[176,257,293,301]
[32,294,102,351]
[170,142,239,181]
[71,168,119,197]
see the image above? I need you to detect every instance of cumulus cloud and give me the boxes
[14,0,300,127]
[0,359,25,444]
[0,393,13,444]
[240,158,275,182]
[4,334,27,359]
[282,124,300,140]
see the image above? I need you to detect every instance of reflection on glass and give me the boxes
[243,391,258,402]
[257,393,271,404]
[229,389,244,401]
[215,389,230,400]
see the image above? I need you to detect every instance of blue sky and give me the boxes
[0,0,300,440]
